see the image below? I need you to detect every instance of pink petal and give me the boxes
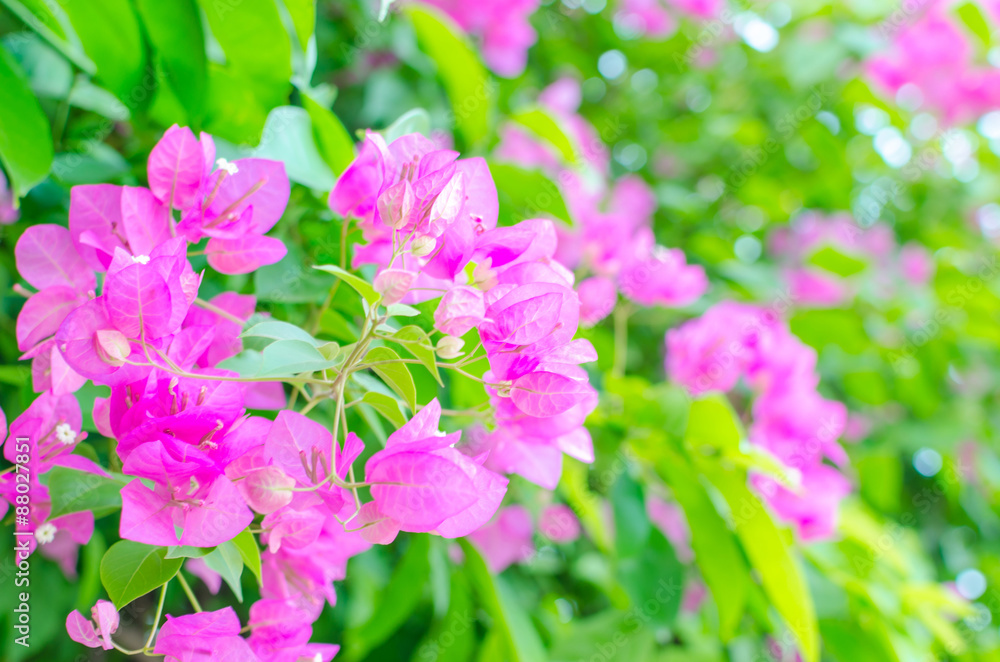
[147,125,207,210]
[120,186,173,255]
[510,371,592,417]
[205,235,287,274]
[356,501,400,545]
[66,610,101,649]
[15,225,95,291]
[69,184,126,271]
[16,286,85,351]
[367,451,477,530]
[205,159,290,234]
[104,260,177,338]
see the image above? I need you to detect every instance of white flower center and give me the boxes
[55,423,76,445]
[35,522,57,544]
[216,157,239,175]
[131,254,150,265]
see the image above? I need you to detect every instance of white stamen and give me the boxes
[216,157,239,175]
[35,522,57,544]
[131,254,150,265]
[55,423,77,445]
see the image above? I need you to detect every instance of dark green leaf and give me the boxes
[100,541,182,609]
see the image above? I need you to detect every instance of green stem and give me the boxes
[144,582,169,649]
[176,573,203,613]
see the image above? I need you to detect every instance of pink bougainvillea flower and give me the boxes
[153,608,257,662]
[618,228,708,307]
[577,276,617,326]
[147,124,211,211]
[66,600,119,650]
[3,390,87,473]
[539,504,581,543]
[434,285,486,336]
[751,464,852,542]
[786,268,850,307]
[119,438,253,547]
[246,599,339,662]
[468,505,535,572]
[364,399,507,540]
[15,224,95,293]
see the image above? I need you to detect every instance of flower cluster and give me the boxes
[865,3,1000,124]
[768,211,934,307]
[332,130,600,489]
[494,77,708,326]
[666,301,852,541]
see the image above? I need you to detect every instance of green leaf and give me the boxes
[302,92,356,175]
[164,545,216,560]
[385,107,431,142]
[76,531,107,611]
[231,527,262,584]
[510,107,577,163]
[259,339,340,376]
[706,468,818,662]
[404,6,491,147]
[488,162,571,226]
[364,346,417,412]
[203,64,271,144]
[684,395,742,454]
[134,0,207,121]
[56,0,146,105]
[390,325,442,385]
[956,2,992,47]
[361,391,407,428]
[415,570,476,662]
[242,320,323,350]
[807,245,867,277]
[343,534,431,661]
[202,540,244,602]
[100,541,183,610]
[197,0,292,109]
[610,474,649,558]
[47,466,128,520]
[617,528,684,627]
[0,44,53,199]
[283,0,315,49]
[0,0,94,72]
[248,105,336,189]
[652,446,749,640]
[314,264,380,305]
[460,540,547,662]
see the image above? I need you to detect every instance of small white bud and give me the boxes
[411,235,436,258]
[436,335,464,359]
[131,254,150,265]
[216,157,239,175]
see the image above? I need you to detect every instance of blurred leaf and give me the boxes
[460,540,547,662]
[0,44,52,199]
[303,92,356,175]
[283,0,315,49]
[385,107,431,141]
[197,0,292,108]
[100,541,182,609]
[489,162,571,226]
[404,6,491,146]
[611,474,650,558]
[56,0,146,105]
[617,528,684,627]
[955,2,992,47]
[134,0,206,122]
[685,395,741,454]
[510,107,576,162]
[343,534,431,661]
[807,246,867,277]
[415,570,476,662]
[706,469,818,662]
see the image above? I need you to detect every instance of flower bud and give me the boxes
[436,335,464,359]
[377,179,415,230]
[94,329,130,366]
[411,235,436,257]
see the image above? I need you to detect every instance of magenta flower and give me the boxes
[467,505,535,572]
[119,437,253,547]
[362,399,507,542]
[153,608,257,662]
[539,504,581,543]
[246,599,339,661]
[66,600,119,650]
